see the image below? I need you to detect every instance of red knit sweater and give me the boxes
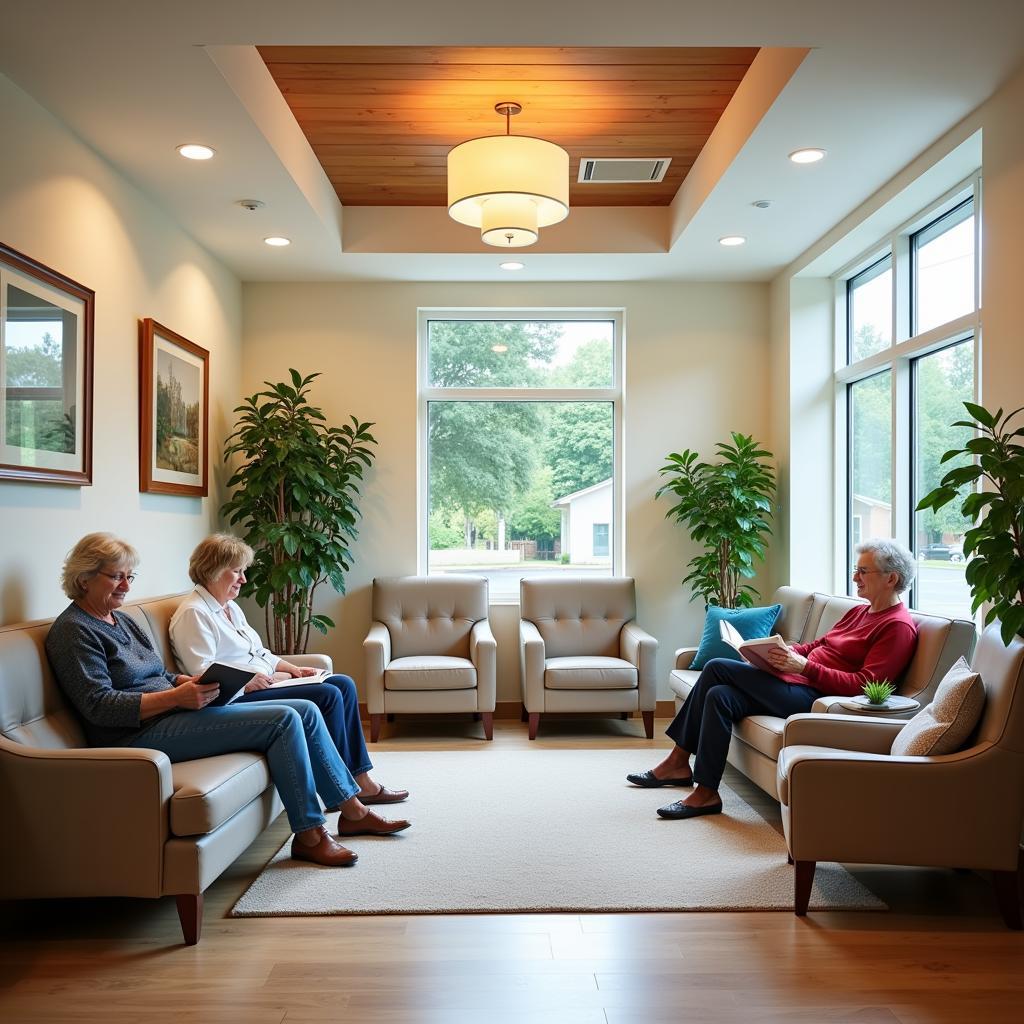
[783,602,919,697]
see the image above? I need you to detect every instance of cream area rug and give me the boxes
[231,748,884,917]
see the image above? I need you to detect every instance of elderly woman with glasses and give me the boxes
[169,534,407,807]
[628,538,919,821]
[46,533,410,869]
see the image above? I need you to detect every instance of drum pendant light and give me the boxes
[447,102,569,248]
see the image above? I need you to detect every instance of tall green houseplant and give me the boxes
[657,432,776,608]
[222,369,378,654]
[916,401,1024,643]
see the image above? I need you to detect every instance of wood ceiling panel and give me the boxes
[258,46,758,208]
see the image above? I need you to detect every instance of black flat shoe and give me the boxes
[657,800,723,820]
[626,769,694,789]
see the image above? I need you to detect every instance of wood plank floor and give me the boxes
[2,718,1023,1023]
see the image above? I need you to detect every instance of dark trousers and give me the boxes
[235,674,372,777]
[666,658,821,791]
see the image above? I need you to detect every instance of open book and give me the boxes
[267,670,330,688]
[718,620,790,674]
[197,662,257,707]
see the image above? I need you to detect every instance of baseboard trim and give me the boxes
[358,699,677,721]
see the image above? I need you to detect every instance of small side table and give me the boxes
[835,694,921,717]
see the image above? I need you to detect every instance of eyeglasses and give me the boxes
[98,572,136,584]
[851,567,884,577]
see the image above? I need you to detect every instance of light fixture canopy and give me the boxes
[264,236,291,247]
[448,102,569,248]
[499,261,525,271]
[719,235,746,246]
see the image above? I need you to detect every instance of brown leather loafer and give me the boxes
[291,826,359,866]
[338,810,411,837]
[360,784,410,805]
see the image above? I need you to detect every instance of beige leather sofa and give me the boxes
[668,586,977,798]
[0,593,329,945]
[519,576,657,739]
[363,575,496,740]
[779,623,1024,928]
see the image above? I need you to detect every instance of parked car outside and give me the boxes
[920,543,964,562]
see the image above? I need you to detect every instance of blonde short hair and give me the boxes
[188,533,254,586]
[61,533,140,600]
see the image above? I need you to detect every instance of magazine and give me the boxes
[267,670,330,688]
[718,620,790,674]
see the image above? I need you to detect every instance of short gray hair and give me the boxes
[61,533,139,600]
[188,533,254,586]
[855,538,915,594]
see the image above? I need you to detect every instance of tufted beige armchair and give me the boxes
[779,623,1024,928]
[519,576,657,740]
[363,575,496,740]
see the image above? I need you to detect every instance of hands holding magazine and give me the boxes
[719,621,808,675]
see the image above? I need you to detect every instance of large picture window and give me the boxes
[837,183,979,620]
[421,313,621,602]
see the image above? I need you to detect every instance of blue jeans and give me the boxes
[235,675,372,776]
[666,658,822,790]
[128,698,360,833]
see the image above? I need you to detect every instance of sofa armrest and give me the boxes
[621,621,658,711]
[811,694,917,721]
[288,653,334,674]
[470,619,497,712]
[519,618,546,712]
[362,621,391,715]
[0,739,172,900]
[782,713,905,753]
[674,647,698,670]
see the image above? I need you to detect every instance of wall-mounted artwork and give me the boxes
[0,243,94,485]
[139,318,208,496]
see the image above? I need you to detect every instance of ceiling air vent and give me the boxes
[577,157,671,184]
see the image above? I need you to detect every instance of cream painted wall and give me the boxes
[0,75,242,625]
[242,281,769,702]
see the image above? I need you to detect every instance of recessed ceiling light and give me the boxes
[499,261,525,271]
[789,148,826,164]
[263,236,291,247]
[177,143,215,161]
[719,235,746,246]
[491,344,509,353]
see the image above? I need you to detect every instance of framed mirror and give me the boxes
[0,243,94,485]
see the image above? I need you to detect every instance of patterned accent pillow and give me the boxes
[890,657,984,756]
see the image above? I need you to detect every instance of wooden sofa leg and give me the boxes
[370,714,382,742]
[794,860,816,916]
[528,713,540,740]
[992,851,1024,930]
[482,712,493,740]
[641,711,654,739]
[175,893,203,945]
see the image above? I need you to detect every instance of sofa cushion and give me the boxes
[544,656,637,690]
[691,604,782,669]
[169,752,272,836]
[668,668,699,702]
[385,656,476,690]
[891,657,984,756]
[733,714,787,760]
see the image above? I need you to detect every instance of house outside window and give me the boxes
[420,311,622,602]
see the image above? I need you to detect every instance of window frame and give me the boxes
[417,308,624,603]
[832,174,982,610]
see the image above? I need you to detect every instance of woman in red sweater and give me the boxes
[628,538,919,820]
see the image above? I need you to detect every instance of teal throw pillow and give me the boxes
[691,604,783,670]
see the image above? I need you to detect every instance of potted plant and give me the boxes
[916,402,1024,643]
[862,680,896,706]
[221,369,378,654]
[656,432,776,608]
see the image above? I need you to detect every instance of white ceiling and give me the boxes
[2,0,1023,283]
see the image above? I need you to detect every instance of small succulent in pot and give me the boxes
[862,680,896,705]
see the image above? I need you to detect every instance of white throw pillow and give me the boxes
[890,657,984,756]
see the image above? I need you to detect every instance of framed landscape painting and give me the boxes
[0,243,94,485]
[139,318,208,496]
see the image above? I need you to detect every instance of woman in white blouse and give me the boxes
[169,534,408,811]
